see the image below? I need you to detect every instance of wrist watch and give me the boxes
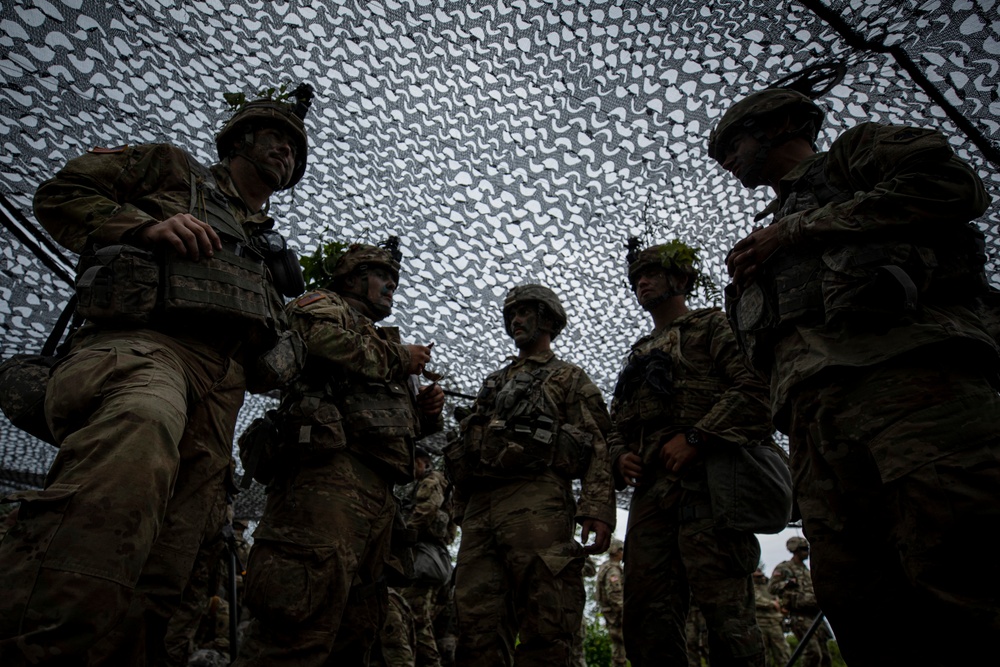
[685,429,702,448]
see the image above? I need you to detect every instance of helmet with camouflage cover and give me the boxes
[608,538,624,556]
[301,236,402,292]
[786,536,809,552]
[216,83,313,190]
[708,87,823,165]
[503,284,567,340]
[625,238,719,303]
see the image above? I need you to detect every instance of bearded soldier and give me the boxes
[0,84,312,666]
[235,239,444,666]
[446,284,616,666]
[710,87,1000,665]
[610,241,772,667]
[769,538,830,667]
[596,539,626,667]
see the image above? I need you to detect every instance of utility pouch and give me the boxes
[551,423,593,479]
[75,244,159,326]
[161,246,271,329]
[280,393,348,462]
[0,354,58,445]
[245,330,307,394]
[339,382,415,441]
[445,417,483,489]
[705,439,792,534]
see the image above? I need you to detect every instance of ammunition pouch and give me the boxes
[339,381,417,483]
[245,329,307,394]
[75,244,159,326]
[551,423,593,479]
[237,410,283,488]
[279,392,348,462]
[0,354,58,446]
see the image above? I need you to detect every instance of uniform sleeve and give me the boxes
[289,294,410,383]
[33,145,188,253]
[565,368,617,528]
[778,123,991,244]
[693,312,773,447]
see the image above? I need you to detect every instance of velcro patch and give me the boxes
[88,145,129,154]
[296,292,326,306]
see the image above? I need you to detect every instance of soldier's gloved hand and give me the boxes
[416,383,445,417]
[580,518,612,555]
[659,433,698,473]
[726,223,786,292]
[405,344,433,375]
[617,452,644,487]
[138,213,222,261]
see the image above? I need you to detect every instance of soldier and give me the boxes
[446,284,616,666]
[610,241,770,667]
[234,239,444,665]
[571,556,598,667]
[769,538,830,667]
[710,87,1000,664]
[596,539,626,667]
[684,605,709,667]
[0,84,313,666]
[399,445,456,667]
[752,568,790,667]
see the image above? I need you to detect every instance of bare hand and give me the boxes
[725,224,785,292]
[416,383,445,417]
[405,344,432,375]
[138,213,221,261]
[617,451,644,487]
[659,433,698,473]
[580,518,612,555]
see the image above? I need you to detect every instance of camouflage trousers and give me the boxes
[454,471,585,667]
[372,589,416,667]
[401,584,443,667]
[622,481,764,667]
[600,613,626,667]
[0,328,244,667]
[787,357,1000,667]
[234,450,395,666]
[756,615,790,667]
[786,614,830,667]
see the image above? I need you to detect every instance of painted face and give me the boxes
[245,127,297,189]
[508,303,541,348]
[365,266,397,317]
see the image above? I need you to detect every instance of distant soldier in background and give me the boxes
[769,538,830,667]
[685,605,710,667]
[596,539,626,667]
[571,556,598,667]
[752,568,790,667]
[447,284,616,666]
[235,239,444,666]
[0,83,313,666]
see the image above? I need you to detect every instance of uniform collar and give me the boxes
[505,349,555,366]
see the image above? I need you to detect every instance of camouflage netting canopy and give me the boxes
[2,0,999,517]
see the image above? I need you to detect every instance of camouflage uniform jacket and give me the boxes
[274,288,440,483]
[459,350,616,528]
[768,559,819,617]
[753,577,783,622]
[608,308,772,489]
[596,560,624,616]
[743,123,996,427]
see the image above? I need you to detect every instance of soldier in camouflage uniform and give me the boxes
[752,568,790,667]
[0,85,313,666]
[373,589,417,667]
[595,539,626,667]
[711,87,1000,665]
[684,605,709,667]
[398,446,455,667]
[610,241,769,667]
[446,284,616,666]
[234,240,444,666]
[768,538,829,667]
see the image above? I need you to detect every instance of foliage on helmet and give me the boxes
[708,87,823,163]
[216,82,314,189]
[502,284,568,339]
[300,239,351,291]
[626,238,720,303]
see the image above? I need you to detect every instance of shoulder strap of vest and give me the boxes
[184,154,247,242]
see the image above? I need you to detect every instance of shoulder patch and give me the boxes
[88,145,129,154]
[295,291,327,307]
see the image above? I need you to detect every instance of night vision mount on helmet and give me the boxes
[216,82,314,190]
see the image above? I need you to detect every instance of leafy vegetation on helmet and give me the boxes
[300,240,351,291]
[223,83,296,112]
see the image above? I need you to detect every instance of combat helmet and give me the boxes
[608,538,625,556]
[625,238,718,303]
[301,236,402,292]
[786,536,809,552]
[502,284,567,340]
[707,87,823,164]
[216,82,313,189]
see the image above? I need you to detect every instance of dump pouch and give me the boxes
[705,439,793,534]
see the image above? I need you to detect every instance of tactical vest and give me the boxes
[729,155,989,370]
[75,157,285,347]
[278,317,417,484]
[450,359,593,484]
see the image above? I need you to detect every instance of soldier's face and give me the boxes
[721,132,769,188]
[508,304,540,348]
[245,127,297,189]
[366,267,397,313]
[635,268,686,309]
